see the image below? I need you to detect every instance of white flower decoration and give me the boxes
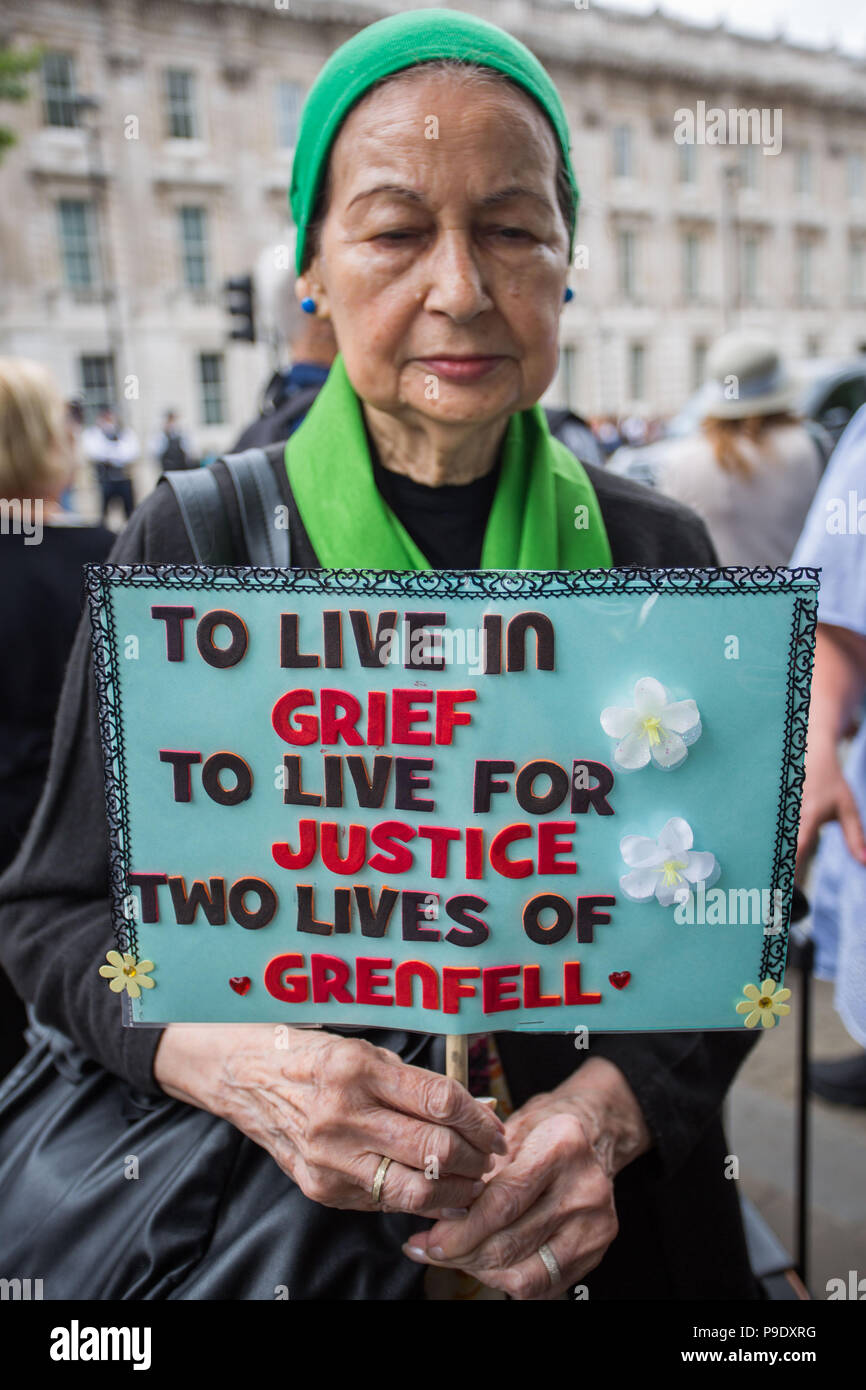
[601,676,701,772]
[619,817,719,907]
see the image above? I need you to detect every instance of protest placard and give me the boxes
[87,564,817,1035]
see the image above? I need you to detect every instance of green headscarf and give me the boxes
[289,7,579,275]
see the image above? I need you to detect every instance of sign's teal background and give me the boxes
[104,577,802,1031]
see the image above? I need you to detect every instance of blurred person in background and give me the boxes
[150,409,197,473]
[593,416,622,458]
[231,271,338,451]
[619,414,648,448]
[82,406,139,524]
[653,331,824,565]
[793,403,866,1105]
[58,397,86,512]
[0,358,114,1076]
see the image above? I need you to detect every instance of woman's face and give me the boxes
[299,71,571,432]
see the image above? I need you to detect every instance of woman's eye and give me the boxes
[489,226,535,243]
[372,229,423,244]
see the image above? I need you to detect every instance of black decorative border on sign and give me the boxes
[85,562,820,600]
[761,594,818,982]
[86,570,139,961]
[84,563,820,995]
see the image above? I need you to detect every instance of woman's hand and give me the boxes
[402,1056,651,1299]
[154,1023,506,1217]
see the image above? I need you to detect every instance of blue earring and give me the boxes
[563,287,574,303]
[301,297,317,314]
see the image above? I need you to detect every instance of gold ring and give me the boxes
[371,1155,392,1203]
[537,1242,560,1285]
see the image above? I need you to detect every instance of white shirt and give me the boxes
[790,404,866,1046]
[81,425,139,472]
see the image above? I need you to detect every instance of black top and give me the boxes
[0,445,760,1298]
[372,454,501,568]
[0,523,114,868]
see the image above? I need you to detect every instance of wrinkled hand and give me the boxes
[402,1093,620,1299]
[154,1023,506,1218]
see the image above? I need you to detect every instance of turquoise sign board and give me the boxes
[87,565,817,1034]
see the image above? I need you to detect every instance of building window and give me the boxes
[275,80,303,149]
[165,69,198,140]
[612,124,633,180]
[617,229,636,299]
[79,355,116,421]
[741,234,759,306]
[58,199,98,288]
[692,340,708,390]
[179,207,209,290]
[805,335,821,358]
[794,146,812,196]
[739,144,758,191]
[677,141,696,185]
[796,238,813,303]
[682,232,700,301]
[628,342,646,401]
[848,151,865,200]
[199,353,225,425]
[42,52,79,128]
[560,344,580,411]
[851,242,866,299]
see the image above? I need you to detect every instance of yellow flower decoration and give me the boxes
[736,978,791,1029]
[99,950,155,999]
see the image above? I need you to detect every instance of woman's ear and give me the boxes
[295,266,331,320]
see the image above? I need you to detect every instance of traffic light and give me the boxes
[224,274,256,343]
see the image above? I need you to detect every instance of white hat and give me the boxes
[701,331,796,420]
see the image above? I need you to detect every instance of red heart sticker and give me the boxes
[609,971,631,990]
[229,976,251,996]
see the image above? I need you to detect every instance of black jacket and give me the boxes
[0,447,760,1299]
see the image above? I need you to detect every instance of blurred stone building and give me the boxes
[1,0,865,461]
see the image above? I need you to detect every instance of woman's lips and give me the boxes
[415,355,507,383]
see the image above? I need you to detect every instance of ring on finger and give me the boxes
[537,1242,560,1286]
[371,1155,393,1204]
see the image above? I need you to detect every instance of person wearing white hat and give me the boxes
[653,331,824,566]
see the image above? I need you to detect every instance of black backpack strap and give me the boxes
[162,447,291,567]
[221,447,291,567]
[162,466,232,564]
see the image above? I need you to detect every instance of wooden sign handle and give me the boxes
[445,1033,468,1088]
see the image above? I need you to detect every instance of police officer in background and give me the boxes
[151,410,197,473]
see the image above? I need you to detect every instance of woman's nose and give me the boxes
[422,231,492,321]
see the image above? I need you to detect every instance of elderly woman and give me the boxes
[0,10,759,1300]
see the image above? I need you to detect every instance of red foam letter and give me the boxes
[356,956,394,1006]
[264,953,308,1003]
[311,953,354,1004]
[391,689,433,745]
[489,824,534,879]
[442,966,481,1015]
[272,820,317,870]
[482,965,521,1015]
[435,689,476,744]
[272,689,318,745]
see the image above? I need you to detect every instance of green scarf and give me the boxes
[285,354,612,572]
